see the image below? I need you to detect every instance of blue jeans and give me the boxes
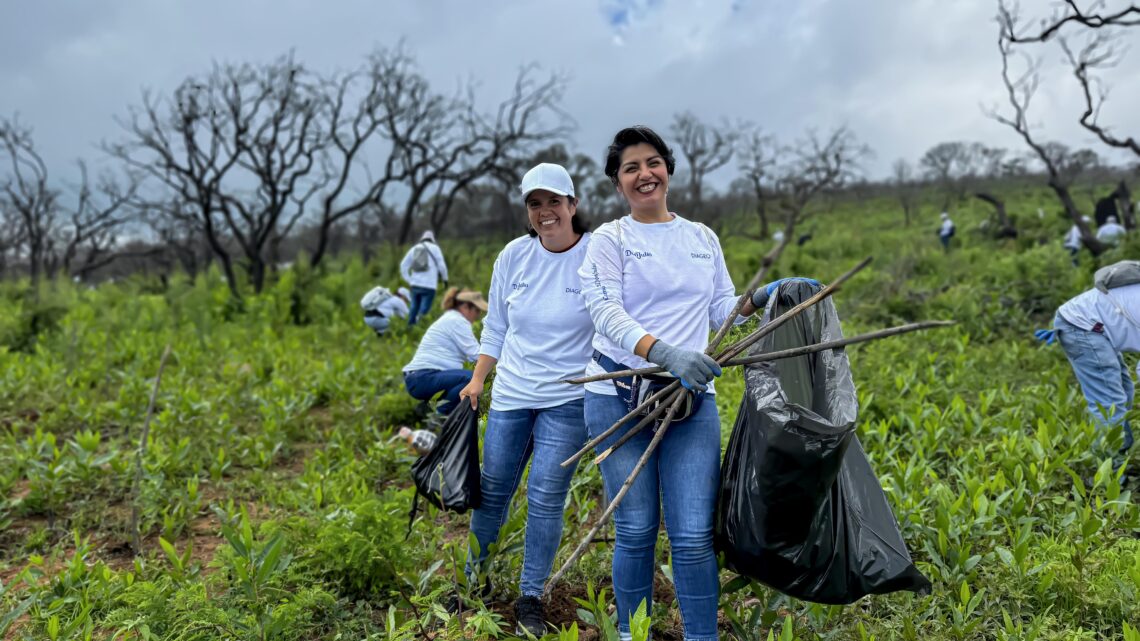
[584,390,720,641]
[407,286,436,326]
[466,399,587,596]
[1055,314,1135,464]
[404,369,471,415]
[363,313,390,336]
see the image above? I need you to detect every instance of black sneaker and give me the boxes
[514,595,546,637]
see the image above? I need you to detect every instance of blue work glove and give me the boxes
[751,277,823,309]
[647,340,722,392]
[1034,329,1057,345]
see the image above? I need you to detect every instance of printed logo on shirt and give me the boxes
[511,282,529,290]
[690,252,712,260]
[565,287,581,295]
[625,249,653,259]
[591,263,610,301]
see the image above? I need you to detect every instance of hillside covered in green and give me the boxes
[1,193,1140,640]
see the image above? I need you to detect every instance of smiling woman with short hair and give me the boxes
[577,125,759,641]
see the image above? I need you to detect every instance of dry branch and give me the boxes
[131,345,173,555]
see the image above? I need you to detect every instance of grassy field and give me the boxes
[2,190,1140,640]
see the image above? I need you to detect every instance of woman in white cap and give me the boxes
[361,286,411,336]
[400,230,450,325]
[402,287,487,414]
[1097,215,1127,245]
[453,162,593,636]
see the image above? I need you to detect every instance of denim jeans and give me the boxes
[466,399,586,597]
[404,369,471,415]
[1055,314,1135,465]
[584,390,720,641]
[408,286,436,326]
[363,313,390,336]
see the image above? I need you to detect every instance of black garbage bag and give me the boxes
[715,281,931,604]
[407,402,481,535]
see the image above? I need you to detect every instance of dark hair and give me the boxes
[603,126,676,186]
[525,197,591,237]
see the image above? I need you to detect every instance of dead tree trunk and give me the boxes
[974,192,1017,238]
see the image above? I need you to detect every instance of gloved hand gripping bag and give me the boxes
[714,281,931,604]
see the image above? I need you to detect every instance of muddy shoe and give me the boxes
[514,595,546,637]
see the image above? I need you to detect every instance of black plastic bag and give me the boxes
[715,281,931,604]
[407,402,482,534]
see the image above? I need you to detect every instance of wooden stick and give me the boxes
[566,319,952,383]
[713,256,873,364]
[593,387,685,464]
[544,391,687,598]
[724,320,956,366]
[559,379,680,468]
[131,344,172,556]
[706,237,789,354]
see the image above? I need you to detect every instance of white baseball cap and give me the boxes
[520,163,575,200]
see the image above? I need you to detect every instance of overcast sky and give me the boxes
[3,0,1139,186]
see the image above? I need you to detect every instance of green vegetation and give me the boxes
[1,193,1139,640]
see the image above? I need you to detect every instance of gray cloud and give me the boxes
[2,0,1138,187]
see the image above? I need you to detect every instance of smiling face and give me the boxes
[615,143,670,218]
[525,189,578,250]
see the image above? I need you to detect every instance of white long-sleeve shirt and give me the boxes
[375,295,409,320]
[1063,225,1082,250]
[1097,223,1126,244]
[578,214,746,396]
[399,241,449,290]
[481,234,594,411]
[402,310,480,372]
[1059,283,1140,353]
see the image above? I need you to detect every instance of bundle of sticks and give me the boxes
[543,253,954,596]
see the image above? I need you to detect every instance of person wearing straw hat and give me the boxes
[401,287,487,415]
[575,125,772,641]
[452,162,593,636]
[400,230,450,325]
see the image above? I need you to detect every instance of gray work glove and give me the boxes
[647,340,722,392]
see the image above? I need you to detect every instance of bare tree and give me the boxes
[1001,0,1139,43]
[307,47,419,268]
[56,161,142,278]
[1000,0,1139,228]
[892,159,921,227]
[671,111,738,219]
[769,127,872,239]
[391,66,572,244]
[0,116,59,285]
[737,127,778,237]
[987,12,1107,253]
[108,54,327,298]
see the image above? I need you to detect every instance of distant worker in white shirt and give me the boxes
[1097,216,1127,245]
[401,287,486,414]
[938,212,955,251]
[361,286,411,336]
[455,163,594,636]
[400,230,450,326]
[1063,216,1091,266]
